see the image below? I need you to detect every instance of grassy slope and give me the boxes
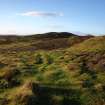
[0,33,105,105]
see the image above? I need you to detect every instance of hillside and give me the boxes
[0,32,105,105]
[0,32,93,53]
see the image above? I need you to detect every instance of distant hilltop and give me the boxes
[0,32,93,52]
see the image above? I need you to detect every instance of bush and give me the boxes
[43,54,53,64]
[0,98,9,105]
[36,74,44,81]
[14,82,36,105]
[51,95,63,105]
[8,78,21,88]
[0,79,8,89]
[0,62,6,69]
[20,65,38,76]
[82,79,94,88]
[3,69,20,81]
[34,54,43,64]
[62,96,81,105]
[42,68,71,86]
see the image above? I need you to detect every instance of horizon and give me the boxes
[0,0,105,35]
[0,31,103,37]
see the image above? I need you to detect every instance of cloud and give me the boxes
[47,24,63,29]
[17,11,63,17]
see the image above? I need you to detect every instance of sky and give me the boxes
[0,0,105,35]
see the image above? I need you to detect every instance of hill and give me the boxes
[0,32,105,105]
[0,32,92,53]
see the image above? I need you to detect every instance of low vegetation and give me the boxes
[0,32,105,105]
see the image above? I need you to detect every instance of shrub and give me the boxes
[14,81,36,105]
[0,62,6,69]
[34,54,43,64]
[8,78,21,88]
[51,95,63,105]
[3,69,20,81]
[82,79,94,88]
[43,68,70,85]
[36,74,44,81]
[43,54,53,64]
[0,98,9,105]
[20,65,38,76]
[0,79,8,89]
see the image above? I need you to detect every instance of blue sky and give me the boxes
[0,0,105,35]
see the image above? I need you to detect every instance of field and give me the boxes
[0,32,105,105]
